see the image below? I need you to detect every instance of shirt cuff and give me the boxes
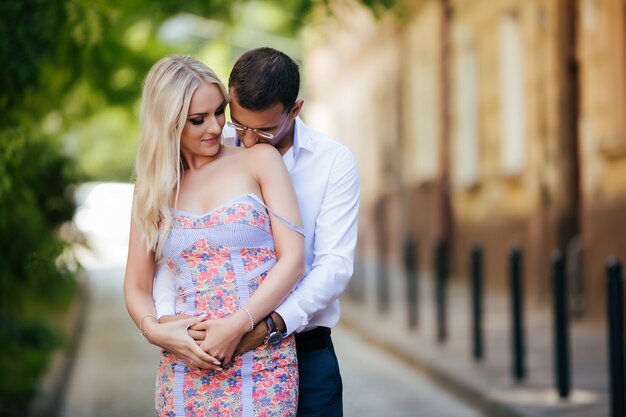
[155,301,175,319]
[275,295,307,336]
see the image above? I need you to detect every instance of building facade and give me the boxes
[304,0,626,319]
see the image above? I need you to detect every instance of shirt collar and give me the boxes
[292,117,313,159]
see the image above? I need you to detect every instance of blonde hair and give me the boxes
[133,55,229,256]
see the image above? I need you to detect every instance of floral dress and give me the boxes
[155,194,302,417]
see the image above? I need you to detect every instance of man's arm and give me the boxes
[276,147,360,335]
[206,147,359,352]
[153,261,176,318]
[231,311,285,356]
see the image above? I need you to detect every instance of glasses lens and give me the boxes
[227,122,244,131]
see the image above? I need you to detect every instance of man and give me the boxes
[224,47,359,416]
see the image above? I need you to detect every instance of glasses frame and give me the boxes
[227,107,293,141]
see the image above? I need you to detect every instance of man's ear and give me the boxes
[289,99,304,119]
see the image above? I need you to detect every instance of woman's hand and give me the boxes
[194,310,251,366]
[143,315,222,371]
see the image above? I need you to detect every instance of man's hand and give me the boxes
[189,311,287,359]
[233,321,267,356]
[232,312,287,356]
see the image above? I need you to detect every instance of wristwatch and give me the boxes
[264,315,283,348]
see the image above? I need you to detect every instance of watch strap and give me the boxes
[265,315,277,335]
[264,315,283,347]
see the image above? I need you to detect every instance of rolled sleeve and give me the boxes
[153,261,176,318]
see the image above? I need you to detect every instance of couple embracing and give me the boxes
[124,47,360,416]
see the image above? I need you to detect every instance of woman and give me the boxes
[123,55,304,416]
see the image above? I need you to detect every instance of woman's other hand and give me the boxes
[195,310,251,367]
[143,315,222,371]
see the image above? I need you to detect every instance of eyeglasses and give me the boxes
[227,109,292,141]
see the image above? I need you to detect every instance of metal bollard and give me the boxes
[434,239,448,343]
[552,251,571,399]
[509,246,526,381]
[470,243,484,361]
[404,235,419,329]
[351,250,365,301]
[377,252,390,313]
[607,258,625,417]
[349,253,359,300]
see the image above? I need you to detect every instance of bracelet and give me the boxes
[240,307,254,332]
[139,314,157,337]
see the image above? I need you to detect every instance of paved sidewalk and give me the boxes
[340,266,609,417]
[336,324,487,417]
[58,265,487,417]
[59,267,158,417]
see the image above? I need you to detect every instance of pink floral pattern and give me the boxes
[241,247,276,273]
[252,342,299,416]
[248,271,268,294]
[172,203,272,234]
[180,239,237,319]
[157,200,297,416]
[155,351,177,416]
[182,357,244,415]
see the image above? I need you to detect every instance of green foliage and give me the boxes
[0,0,68,116]
[1,0,327,182]
[0,317,64,416]
[0,128,81,416]
[0,129,79,415]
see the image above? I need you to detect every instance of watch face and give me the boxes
[267,332,282,348]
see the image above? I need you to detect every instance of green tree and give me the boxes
[0,1,312,413]
[0,0,399,413]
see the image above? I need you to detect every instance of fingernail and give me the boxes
[213,360,221,365]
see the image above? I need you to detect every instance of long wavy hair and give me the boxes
[133,55,229,257]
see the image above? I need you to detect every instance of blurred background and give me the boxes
[2,0,626,416]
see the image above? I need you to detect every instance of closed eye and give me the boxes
[190,117,205,125]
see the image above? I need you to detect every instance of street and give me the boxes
[59,183,487,417]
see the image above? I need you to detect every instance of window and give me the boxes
[499,13,526,175]
[413,52,440,181]
[454,44,480,187]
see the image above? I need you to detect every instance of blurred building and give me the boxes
[304,0,626,319]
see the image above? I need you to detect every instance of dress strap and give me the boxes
[248,194,305,236]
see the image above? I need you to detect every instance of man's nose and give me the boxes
[240,130,259,148]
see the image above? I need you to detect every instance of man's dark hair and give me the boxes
[229,47,300,112]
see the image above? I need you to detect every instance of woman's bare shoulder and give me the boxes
[243,143,282,162]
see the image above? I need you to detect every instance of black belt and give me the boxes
[295,327,331,354]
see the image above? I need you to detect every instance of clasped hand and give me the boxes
[189,314,249,367]
[159,311,267,368]
[146,315,222,371]
[189,315,268,366]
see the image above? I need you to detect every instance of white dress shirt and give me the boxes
[153,117,360,335]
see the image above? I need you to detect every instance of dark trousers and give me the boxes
[295,328,343,417]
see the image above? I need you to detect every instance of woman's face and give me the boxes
[180,82,226,164]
